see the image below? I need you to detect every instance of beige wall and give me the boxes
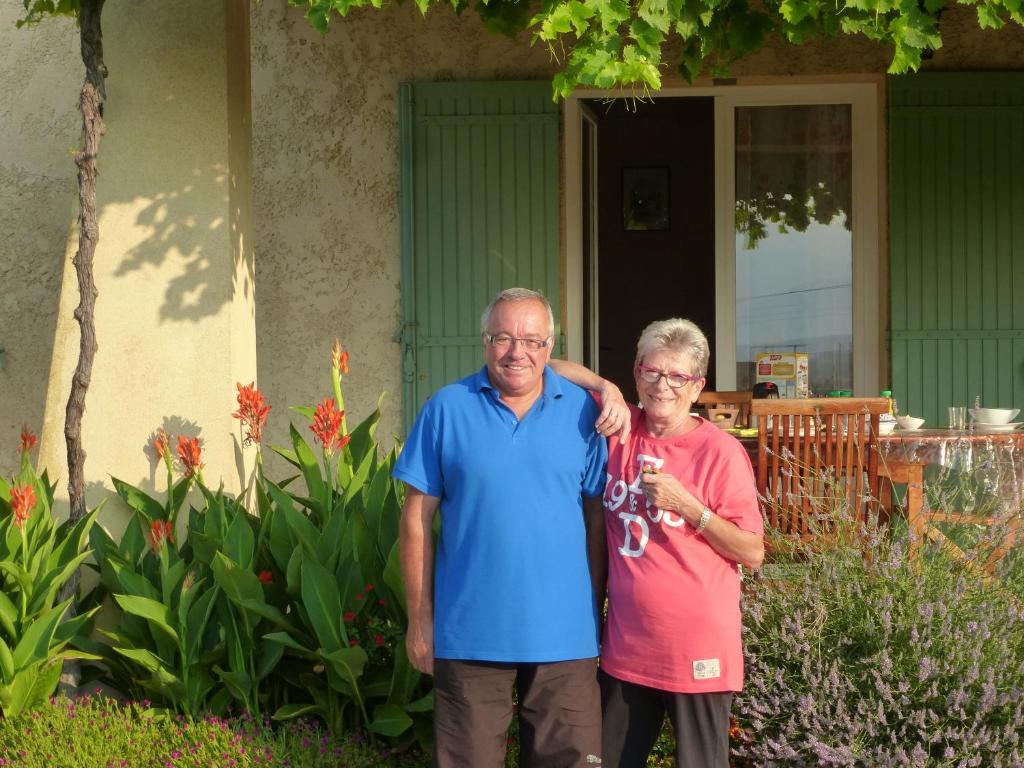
[4,0,1023,493]
[249,1,557,467]
[28,0,256,522]
[0,9,80,479]
[249,2,1024,467]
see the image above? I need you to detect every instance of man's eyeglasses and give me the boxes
[485,334,551,352]
[637,365,702,388]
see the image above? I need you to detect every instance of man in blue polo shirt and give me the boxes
[395,287,611,767]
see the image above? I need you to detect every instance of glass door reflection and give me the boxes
[734,104,853,396]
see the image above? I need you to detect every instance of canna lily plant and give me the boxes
[255,341,430,746]
[0,428,100,716]
[82,430,216,713]
[76,343,428,746]
[85,420,293,717]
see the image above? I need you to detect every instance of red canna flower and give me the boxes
[10,484,35,528]
[349,639,359,647]
[374,633,385,647]
[147,520,174,553]
[19,425,37,455]
[378,598,388,606]
[343,611,356,623]
[176,436,204,478]
[331,339,349,376]
[310,398,349,455]
[258,571,273,584]
[152,428,170,461]
[364,583,373,591]
[232,382,271,447]
[355,592,364,601]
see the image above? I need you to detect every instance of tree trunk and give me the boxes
[65,0,106,526]
[59,0,107,695]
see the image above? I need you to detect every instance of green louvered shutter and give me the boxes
[889,73,1024,426]
[397,81,562,431]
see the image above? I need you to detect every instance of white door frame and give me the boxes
[564,81,882,394]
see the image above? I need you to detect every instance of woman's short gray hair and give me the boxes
[480,287,555,337]
[635,318,711,378]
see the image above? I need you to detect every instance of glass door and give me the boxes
[714,85,880,396]
[734,104,853,396]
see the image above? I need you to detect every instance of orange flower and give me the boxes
[232,382,271,447]
[176,436,204,478]
[152,428,170,460]
[19,425,37,455]
[147,520,174,552]
[310,398,349,455]
[258,570,273,584]
[331,339,349,376]
[729,717,743,741]
[10,483,35,528]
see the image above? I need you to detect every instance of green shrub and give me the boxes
[734,479,1024,766]
[0,694,429,767]
[0,430,98,716]
[76,343,430,748]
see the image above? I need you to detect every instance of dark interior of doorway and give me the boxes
[583,96,716,400]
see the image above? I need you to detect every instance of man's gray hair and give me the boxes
[480,287,555,337]
[635,318,710,378]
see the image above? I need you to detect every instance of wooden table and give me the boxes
[877,427,1024,468]
[738,427,1024,569]
[876,429,1024,568]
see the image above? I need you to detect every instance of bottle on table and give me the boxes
[881,389,894,416]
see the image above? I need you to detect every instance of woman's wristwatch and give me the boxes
[696,506,713,533]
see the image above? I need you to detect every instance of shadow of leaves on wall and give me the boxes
[142,416,203,487]
[111,164,253,324]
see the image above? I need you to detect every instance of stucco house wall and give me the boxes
[1,0,1022,495]
[249,1,558,464]
[3,0,256,524]
[0,7,80,480]
[249,0,1024,472]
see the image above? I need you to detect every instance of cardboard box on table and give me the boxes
[755,352,809,399]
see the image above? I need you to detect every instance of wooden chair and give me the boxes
[696,390,753,428]
[751,397,889,542]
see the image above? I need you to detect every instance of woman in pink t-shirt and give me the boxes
[555,318,764,768]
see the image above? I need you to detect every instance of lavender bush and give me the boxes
[734,486,1024,767]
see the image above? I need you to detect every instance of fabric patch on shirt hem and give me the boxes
[600,662,741,694]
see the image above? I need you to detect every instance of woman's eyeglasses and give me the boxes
[485,334,551,352]
[637,365,702,389]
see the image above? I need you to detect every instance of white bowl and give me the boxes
[970,407,1019,425]
[896,415,925,430]
[878,420,895,435]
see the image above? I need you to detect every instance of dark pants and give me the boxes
[433,658,602,768]
[600,670,732,768]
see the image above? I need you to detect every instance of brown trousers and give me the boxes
[433,658,602,768]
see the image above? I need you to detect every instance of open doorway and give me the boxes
[567,83,881,398]
[582,97,716,395]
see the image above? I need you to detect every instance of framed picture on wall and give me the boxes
[622,166,670,231]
